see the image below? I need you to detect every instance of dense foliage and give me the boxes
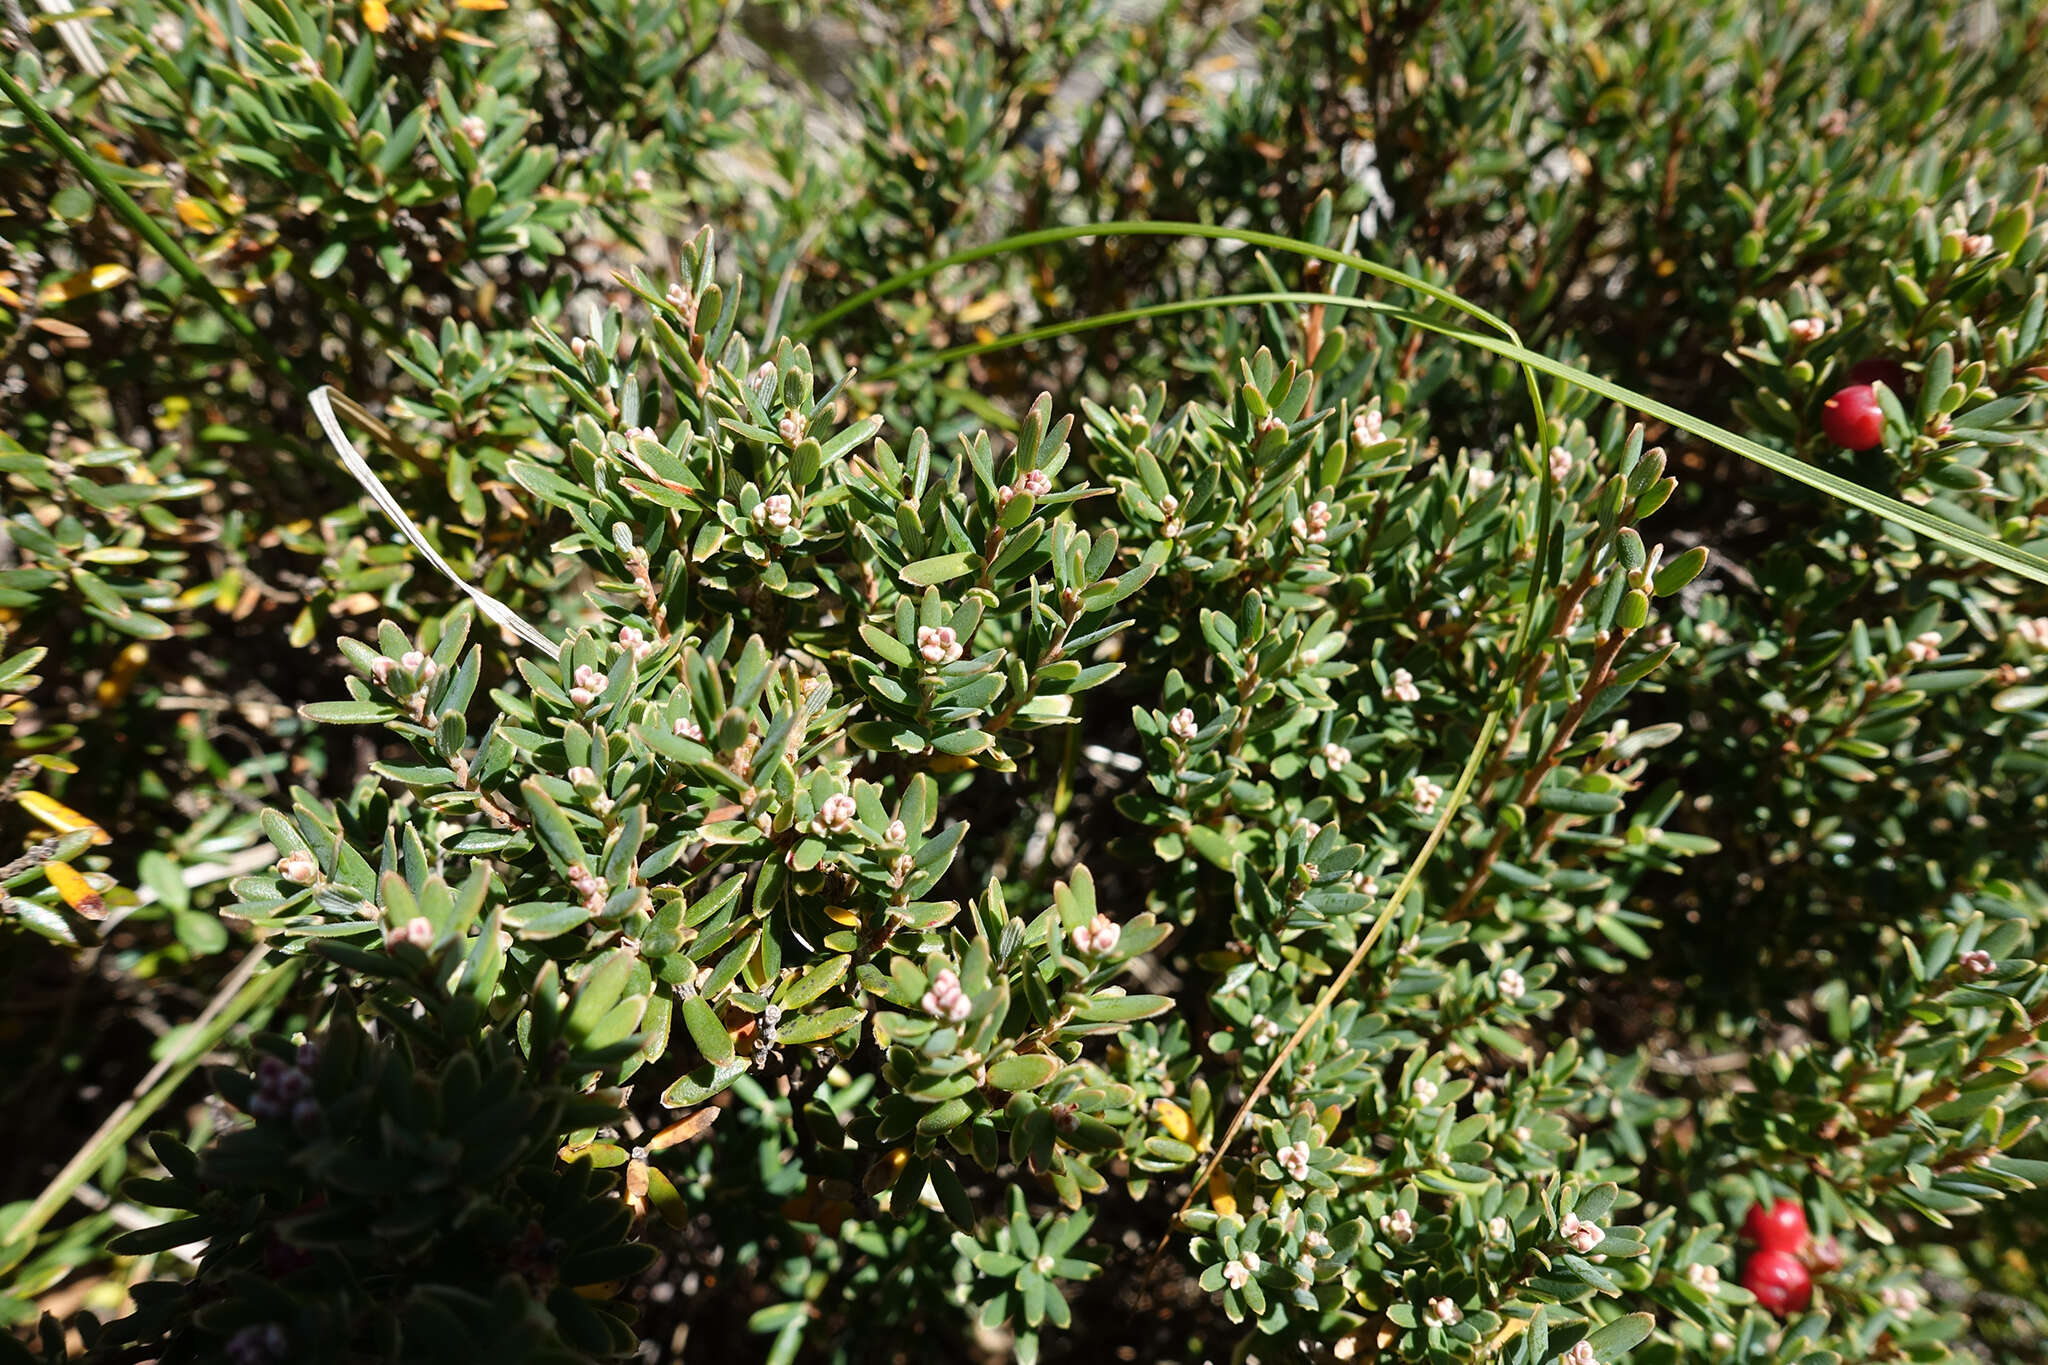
[5,2,2048,1363]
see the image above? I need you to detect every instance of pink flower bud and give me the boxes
[1070,913,1121,957]
[274,850,318,885]
[814,792,858,834]
[916,625,962,664]
[921,968,973,1023]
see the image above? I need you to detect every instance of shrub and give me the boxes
[6,2,2048,1364]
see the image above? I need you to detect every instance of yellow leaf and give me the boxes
[456,0,508,8]
[173,197,220,232]
[956,294,1008,324]
[1153,1098,1197,1146]
[37,263,131,306]
[44,861,108,917]
[18,791,112,845]
[360,0,389,32]
[0,285,20,307]
[95,642,150,708]
[824,903,860,926]
[1208,1165,1237,1216]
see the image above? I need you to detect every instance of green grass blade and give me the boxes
[0,61,300,386]
[878,290,2048,586]
[829,217,1566,672]
[0,947,299,1255]
[795,219,1517,342]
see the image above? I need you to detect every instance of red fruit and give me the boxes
[1743,1248,1814,1317]
[1821,384,1885,450]
[1847,357,1910,393]
[1742,1198,1810,1252]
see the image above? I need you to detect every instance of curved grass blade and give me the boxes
[1158,708,1502,1252]
[795,219,1518,343]
[309,387,561,659]
[878,291,2048,586]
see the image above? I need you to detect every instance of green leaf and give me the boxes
[986,1053,1062,1091]
[1070,993,1172,1023]
[680,994,734,1066]
[301,699,401,724]
[1651,546,1708,596]
[522,780,587,872]
[900,552,976,586]
[1583,1313,1655,1357]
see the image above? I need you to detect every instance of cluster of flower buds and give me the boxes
[1547,446,1575,482]
[1275,1140,1312,1181]
[1383,668,1420,703]
[813,792,858,835]
[1409,775,1444,814]
[1787,315,1828,344]
[1352,406,1385,446]
[916,625,963,665]
[568,863,610,917]
[664,281,700,330]
[1904,630,1944,663]
[569,664,607,708]
[1321,740,1352,769]
[778,412,808,444]
[371,649,438,689]
[921,968,972,1023]
[1948,228,1995,257]
[1070,913,1121,957]
[248,1043,321,1133]
[1560,1210,1605,1254]
[1168,707,1199,742]
[1377,1206,1414,1243]
[997,467,1053,509]
[616,625,655,662]
[1291,499,1332,544]
[753,493,795,533]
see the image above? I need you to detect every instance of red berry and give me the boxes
[1821,384,1885,450]
[1742,1248,1814,1317]
[1742,1198,1810,1252]
[1847,358,1909,393]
